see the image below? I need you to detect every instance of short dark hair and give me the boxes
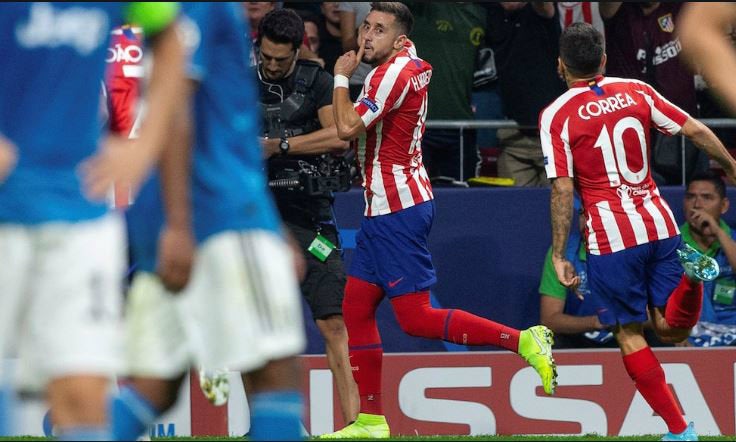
[258,8,304,50]
[370,2,413,36]
[687,170,727,199]
[559,22,605,78]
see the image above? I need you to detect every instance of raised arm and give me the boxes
[598,2,622,19]
[332,41,367,140]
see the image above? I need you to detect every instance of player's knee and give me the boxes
[317,315,348,343]
[391,294,446,339]
[656,328,690,344]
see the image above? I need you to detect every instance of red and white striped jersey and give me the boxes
[557,2,605,39]
[540,75,690,255]
[353,40,434,217]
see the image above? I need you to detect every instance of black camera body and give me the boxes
[268,153,354,196]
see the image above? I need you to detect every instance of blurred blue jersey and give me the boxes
[183,2,280,243]
[127,2,279,272]
[0,2,123,223]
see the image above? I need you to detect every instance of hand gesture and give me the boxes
[79,134,156,202]
[552,254,581,297]
[689,208,719,236]
[0,136,17,185]
[334,37,365,78]
[157,224,196,293]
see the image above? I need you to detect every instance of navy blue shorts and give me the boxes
[587,235,683,326]
[348,201,437,297]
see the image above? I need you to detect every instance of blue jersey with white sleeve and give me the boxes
[182,2,280,242]
[0,2,124,223]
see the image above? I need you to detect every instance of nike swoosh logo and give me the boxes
[532,331,550,357]
[388,277,404,288]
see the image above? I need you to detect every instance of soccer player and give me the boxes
[680,3,736,117]
[324,2,558,438]
[541,22,736,441]
[0,3,183,440]
[112,3,307,441]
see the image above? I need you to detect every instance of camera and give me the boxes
[268,153,355,196]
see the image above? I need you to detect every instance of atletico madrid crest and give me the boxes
[658,13,675,33]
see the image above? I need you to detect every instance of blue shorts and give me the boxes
[587,235,683,326]
[348,201,437,297]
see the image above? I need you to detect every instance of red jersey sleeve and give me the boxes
[636,81,690,135]
[354,60,412,130]
[540,100,574,179]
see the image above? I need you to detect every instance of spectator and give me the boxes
[679,171,736,347]
[485,2,566,187]
[298,10,325,66]
[558,2,604,36]
[409,2,487,183]
[337,1,372,100]
[539,196,615,348]
[600,2,708,185]
[318,2,344,74]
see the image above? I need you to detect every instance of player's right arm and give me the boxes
[679,118,736,183]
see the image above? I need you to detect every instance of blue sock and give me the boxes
[57,426,112,441]
[249,391,304,441]
[109,385,159,441]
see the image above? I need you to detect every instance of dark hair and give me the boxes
[370,2,413,36]
[559,22,605,77]
[687,170,727,199]
[296,10,320,27]
[258,8,304,50]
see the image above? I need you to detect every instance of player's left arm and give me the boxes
[680,118,736,183]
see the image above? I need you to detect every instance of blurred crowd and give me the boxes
[260,1,736,187]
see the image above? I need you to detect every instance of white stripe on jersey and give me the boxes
[393,78,411,111]
[561,118,573,174]
[393,164,415,208]
[409,93,428,155]
[540,87,590,178]
[637,91,683,135]
[360,57,411,129]
[417,165,432,200]
[653,187,680,235]
[621,196,649,245]
[642,190,671,240]
[369,121,389,215]
[597,200,625,253]
[586,213,599,254]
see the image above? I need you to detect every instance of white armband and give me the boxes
[334,74,350,90]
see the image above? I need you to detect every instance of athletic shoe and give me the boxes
[661,422,698,441]
[677,243,719,282]
[198,367,230,406]
[519,325,558,395]
[319,413,390,439]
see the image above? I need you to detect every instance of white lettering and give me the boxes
[105,44,143,64]
[578,93,639,120]
[510,365,607,435]
[309,369,335,435]
[398,367,495,435]
[15,3,108,55]
[410,70,432,92]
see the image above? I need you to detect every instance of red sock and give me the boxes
[343,277,385,416]
[665,274,703,329]
[623,347,687,434]
[390,292,520,352]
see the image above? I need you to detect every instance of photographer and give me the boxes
[255,8,359,425]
